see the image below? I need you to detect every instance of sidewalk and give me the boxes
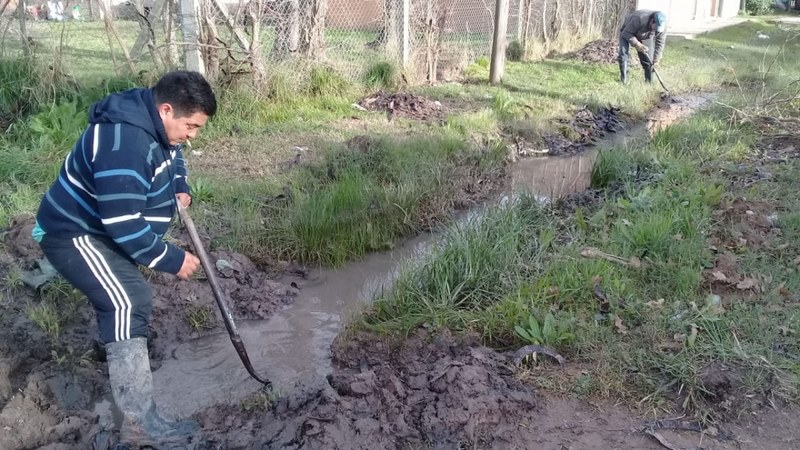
[666,17,749,39]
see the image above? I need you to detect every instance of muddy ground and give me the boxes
[3,103,800,450]
[0,214,298,449]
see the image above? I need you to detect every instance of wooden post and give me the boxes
[179,0,204,74]
[401,0,410,68]
[489,0,509,85]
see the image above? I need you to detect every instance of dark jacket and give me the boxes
[620,10,666,61]
[35,88,190,274]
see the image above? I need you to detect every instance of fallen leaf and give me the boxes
[711,271,728,282]
[739,238,749,246]
[628,256,642,268]
[614,315,628,334]
[737,278,759,290]
[548,286,560,296]
[673,233,683,241]
[674,333,687,343]
[646,298,665,309]
[622,219,633,227]
[780,286,791,298]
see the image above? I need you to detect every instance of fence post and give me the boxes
[179,0,205,74]
[401,0,410,68]
[490,0,509,85]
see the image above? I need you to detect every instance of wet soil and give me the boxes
[537,106,625,156]
[4,90,799,450]
[357,91,446,122]
[567,39,620,64]
[0,215,298,449]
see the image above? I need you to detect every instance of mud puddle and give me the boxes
[510,93,717,201]
[149,232,436,419]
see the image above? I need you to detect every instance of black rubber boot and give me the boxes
[643,66,653,83]
[619,59,628,84]
[106,338,199,447]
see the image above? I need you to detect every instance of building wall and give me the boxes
[635,0,739,21]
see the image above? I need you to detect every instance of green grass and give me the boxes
[353,21,800,418]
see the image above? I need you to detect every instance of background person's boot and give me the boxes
[619,60,628,84]
[106,337,199,446]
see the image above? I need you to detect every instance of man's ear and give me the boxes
[157,103,173,118]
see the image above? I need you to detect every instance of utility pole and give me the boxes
[490,0,509,85]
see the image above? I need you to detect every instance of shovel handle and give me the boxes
[176,200,271,386]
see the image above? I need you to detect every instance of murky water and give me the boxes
[151,232,436,418]
[142,94,715,420]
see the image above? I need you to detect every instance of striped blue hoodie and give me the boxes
[35,88,189,274]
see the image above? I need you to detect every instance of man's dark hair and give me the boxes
[153,70,217,118]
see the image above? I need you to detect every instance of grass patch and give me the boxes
[355,94,800,420]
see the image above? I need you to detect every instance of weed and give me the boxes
[27,302,62,340]
[3,265,25,292]
[240,385,285,412]
[190,177,214,203]
[514,312,576,349]
[186,305,215,332]
[363,61,398,90]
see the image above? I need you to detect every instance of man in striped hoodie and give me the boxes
[33,70,216,446]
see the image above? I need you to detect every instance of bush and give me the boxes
[745,0,772,15]
[363,61,398,90]
[506,41,524,61]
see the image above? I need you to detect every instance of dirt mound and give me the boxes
[569,39,619,64]
[541,106,624,155]
[196,329,539,449]
[358,91,445,122]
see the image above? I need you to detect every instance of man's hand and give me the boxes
[635,42,648,53]
[652,58,660,67]
[177,252,200,280]
[176,193,192,208]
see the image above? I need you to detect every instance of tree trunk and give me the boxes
[165,0,179,68]
[541,0,549,48]
[383,0,401,55]
[247,0,267,82]
[271,0,300,58]
[202,0,220,80]
[299,0,328,59]
[17,0,30,57]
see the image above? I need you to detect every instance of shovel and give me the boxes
[176,200,272,387]
[641,52,670,93]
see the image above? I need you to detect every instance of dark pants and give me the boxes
[618,36,654,82]
[39,234,153,344]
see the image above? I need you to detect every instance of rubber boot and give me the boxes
[106,337,198,447]
[619,59,628,84]
[643,66,653,83]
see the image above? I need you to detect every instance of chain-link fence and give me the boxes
[1,0,634,85]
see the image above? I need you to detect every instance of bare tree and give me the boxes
[271,0,301,58]
[299,0,328,59]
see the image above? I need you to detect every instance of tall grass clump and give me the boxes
[363,61,399,90]
[361,195,553,335]
[261,132,503,266]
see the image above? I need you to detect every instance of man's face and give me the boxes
[157,103,209,146]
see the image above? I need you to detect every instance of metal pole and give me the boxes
[490,0,509,85]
